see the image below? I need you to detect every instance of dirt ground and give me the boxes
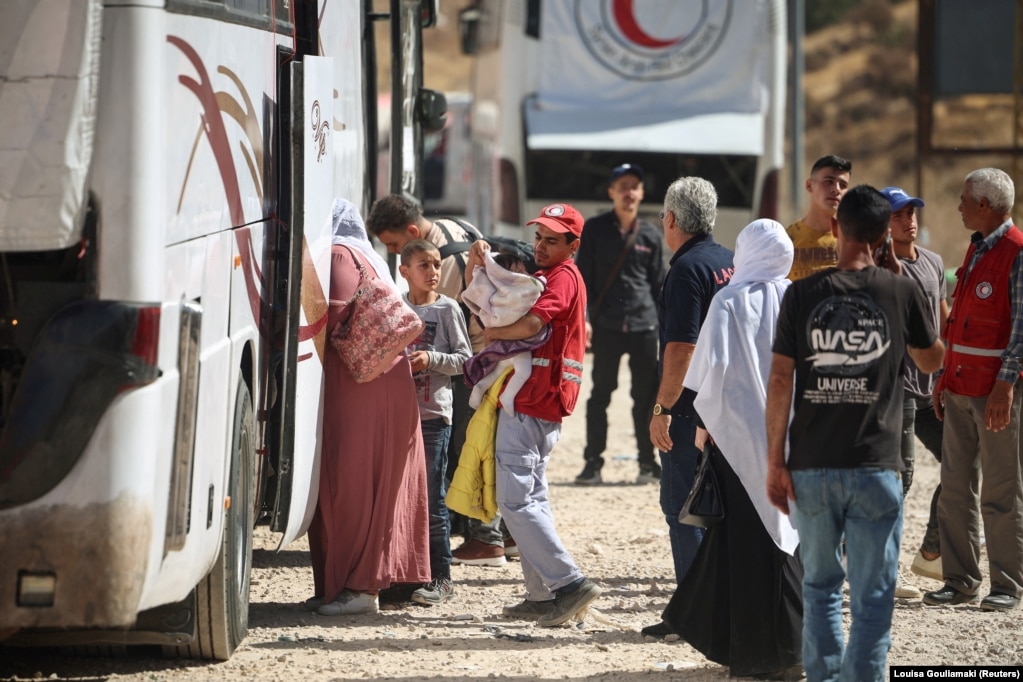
[2,354,1022,681]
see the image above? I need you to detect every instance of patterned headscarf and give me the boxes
[330,198,397,289]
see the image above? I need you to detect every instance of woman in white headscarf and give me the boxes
[660,219,804,681]
[307,199,430,616]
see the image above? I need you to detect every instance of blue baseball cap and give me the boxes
[880,186,925,211]
[610,163,644,183]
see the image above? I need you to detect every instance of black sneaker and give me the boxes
[575,462,602,485]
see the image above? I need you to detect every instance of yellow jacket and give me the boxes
[444,367,513,522]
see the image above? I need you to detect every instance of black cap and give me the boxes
[610,163,644,183]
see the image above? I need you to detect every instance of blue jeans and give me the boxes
[658,411,704,586]
[791,468,903,682]
[421,418,452,580]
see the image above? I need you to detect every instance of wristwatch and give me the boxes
[652,403,667,416]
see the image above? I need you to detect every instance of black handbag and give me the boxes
[678,444,725,527]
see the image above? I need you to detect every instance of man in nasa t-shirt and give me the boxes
[765,185,943,681]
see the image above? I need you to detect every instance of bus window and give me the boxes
[524,150,757,210]
[167,0,292,31]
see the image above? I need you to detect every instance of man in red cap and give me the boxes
[464,203,600,627]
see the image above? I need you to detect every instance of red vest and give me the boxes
[513,260,587,422]
[943,225,1023,397]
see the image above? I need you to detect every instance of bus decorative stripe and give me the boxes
[170,36,328,364]
[168,36,244,225]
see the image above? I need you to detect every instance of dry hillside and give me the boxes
[387,0,1019,272]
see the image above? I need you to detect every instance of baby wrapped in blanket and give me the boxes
[461,251,549,415]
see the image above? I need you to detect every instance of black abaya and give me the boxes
[662,446,804,678]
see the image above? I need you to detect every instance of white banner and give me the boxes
[536,0,767,118]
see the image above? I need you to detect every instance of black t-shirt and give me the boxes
[657,233,735,417]
[773,266,937,470]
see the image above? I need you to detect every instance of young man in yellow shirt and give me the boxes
[786,155,852,280]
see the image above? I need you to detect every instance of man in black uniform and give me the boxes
[574,164,666,485]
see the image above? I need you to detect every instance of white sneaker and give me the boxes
[910,551,943,582]
[317,589,378,615]
[894,571,922,600]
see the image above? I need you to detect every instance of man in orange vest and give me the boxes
[923,168,1023,612]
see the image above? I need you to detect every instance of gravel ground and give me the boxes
[2,355,1021,681]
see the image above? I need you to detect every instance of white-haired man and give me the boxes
[923,168,1023,612]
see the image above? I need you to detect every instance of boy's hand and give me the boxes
[408,350,430,372]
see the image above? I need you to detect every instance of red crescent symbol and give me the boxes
[612,0,684,48]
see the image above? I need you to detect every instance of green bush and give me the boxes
[805,0,863,33]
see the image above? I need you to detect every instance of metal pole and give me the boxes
[916,0,933,220]
[789,0,804,216]
[1014,0,1023,215]
[389,0,402,196]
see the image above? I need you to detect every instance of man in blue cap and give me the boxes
[574,163,666,485]
[879,186,949,599]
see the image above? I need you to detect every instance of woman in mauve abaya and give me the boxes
[307,199,430,616]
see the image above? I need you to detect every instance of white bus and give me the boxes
[0,0,437,660]
[458,0,787,248]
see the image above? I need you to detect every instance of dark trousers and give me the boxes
[447,379,473,537]
[583,327,659,469]
[901,391,944,554]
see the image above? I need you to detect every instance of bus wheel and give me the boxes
[165,380,255,661]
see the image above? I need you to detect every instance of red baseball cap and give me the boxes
[526,203,584,238]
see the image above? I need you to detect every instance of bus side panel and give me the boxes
[133,12,286,607]
[137,231,237,611]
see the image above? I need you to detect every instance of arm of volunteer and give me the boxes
[987,250,1023,431]
[765,353,796,515]
[483,312,544,344]
[648,341,695,453]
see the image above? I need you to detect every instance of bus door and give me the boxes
[265,54,334,549]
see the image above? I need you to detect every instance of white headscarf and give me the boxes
[682,219,798,554]
[330,198,397,290]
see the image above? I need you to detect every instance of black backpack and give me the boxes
[435,217,538,275]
